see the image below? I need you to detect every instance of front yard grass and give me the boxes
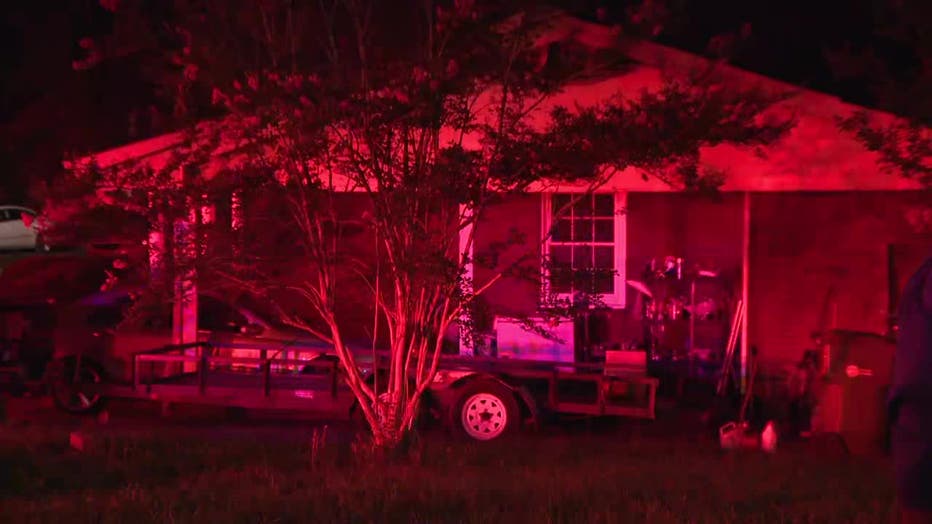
[0,420,894,523]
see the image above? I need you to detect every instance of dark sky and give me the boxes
[560,0,924,105]
[0,1,927,203]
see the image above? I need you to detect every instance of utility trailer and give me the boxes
[49,341,658,441]
[0,303,56,396]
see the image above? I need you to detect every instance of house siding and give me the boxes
[749,191,932,371]
[474,190,932,375]
[473,194,543,325]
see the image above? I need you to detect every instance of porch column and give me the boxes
[740,191,751,392]
[147,212,165,282]
[458,203,475,356]
[172,210,198,346]
[171,168,198,373]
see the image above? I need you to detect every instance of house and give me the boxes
[465,35,929,389]
[74,22,930,392]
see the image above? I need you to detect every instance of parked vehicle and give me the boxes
[0,206,43,251]
[0,254,117,393]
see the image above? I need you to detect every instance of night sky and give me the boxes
[1,0,927,203]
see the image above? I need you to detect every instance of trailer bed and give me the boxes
[86,342,657,423]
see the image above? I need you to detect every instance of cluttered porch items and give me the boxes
[636,256,734,375]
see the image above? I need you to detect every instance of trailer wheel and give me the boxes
[452,380,519,441]
[48,358,105,415]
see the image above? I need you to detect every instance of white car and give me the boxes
[0,206,42,251]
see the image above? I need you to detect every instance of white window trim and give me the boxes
[541,191,627,308]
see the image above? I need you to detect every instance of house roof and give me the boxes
[68,130,184,171]
[610,38,922,192]
[72,15,926,193]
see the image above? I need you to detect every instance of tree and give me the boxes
[824,0,932,185]
[52,0,789,449]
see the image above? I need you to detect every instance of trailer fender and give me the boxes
[445,372,512,394]
[438,372,532,427]
[514,385,540,430]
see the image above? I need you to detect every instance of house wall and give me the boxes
[749,191,932,373]
[244,191,382,345]
[475,191,745,356]
[247,186,931,370]
[623,192,743,357]
[473,194,542,324]
[474,190,932,375]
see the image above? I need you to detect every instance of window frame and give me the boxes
[541,191,627,308]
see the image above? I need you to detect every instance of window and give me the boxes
[0,208,34,223]
[543,192,626,307]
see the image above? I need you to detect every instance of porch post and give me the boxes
[458,203,475,356]
[171,168,198,371]
[172,214,199,343]
[740,191,751,392]
[147,212,165,282]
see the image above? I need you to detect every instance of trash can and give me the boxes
[811,329,895,454]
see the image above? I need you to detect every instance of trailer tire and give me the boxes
[451,379,519,441]
[47,357,106,415]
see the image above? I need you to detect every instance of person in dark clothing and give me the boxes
[889,256,932,523]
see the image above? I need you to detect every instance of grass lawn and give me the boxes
[0,418,895,524]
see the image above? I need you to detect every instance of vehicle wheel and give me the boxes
[48,358,106,414]
[451,379,520,441]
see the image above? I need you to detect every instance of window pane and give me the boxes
[593,271,614,294]
[552,194,571,218]
[594,246,614,268]
[593,194,614,217]
[571,195,592,216]
[551,269,572,293]
[551,219,571,242]
[550,245,571,267]
[593,219,613,242]
[550,246,572,293]
[573,245,593,269]
[573,219,593,242]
